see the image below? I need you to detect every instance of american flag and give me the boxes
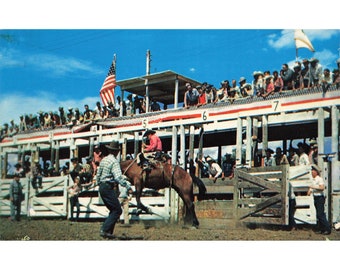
[100,58,116,107]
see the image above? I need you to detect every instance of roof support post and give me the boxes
[246,116,252,168]
[262,115,268,167]
[170,125,179,223]
[174,77,179,109]
[331,105,340,191]
[317,108,325,171]
[236,117,242,167]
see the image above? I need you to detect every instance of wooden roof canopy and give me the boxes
[116,70,202,106]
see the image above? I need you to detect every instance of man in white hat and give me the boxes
[97,140,133,239]
[307,164,332,235]
[205,156,223,183]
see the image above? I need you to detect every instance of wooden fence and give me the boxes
[0,175,171,222]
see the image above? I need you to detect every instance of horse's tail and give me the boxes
[191,174,206,198]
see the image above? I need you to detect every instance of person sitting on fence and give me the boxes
[31,159,43,192]
[9,172,24,222]
[205,156,223,183]
[141,129,163,171]
[70,157,83,182]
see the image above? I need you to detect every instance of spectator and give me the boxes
[297,142,310,166]
[69,157,82,182]
[184,82,199,108]
[261,75,275,98]
[94,101,103,119]
[31,159,43,191]
[59,107,67,125]
[307,165,332,235]
[320,68,333,92]
[125,94,134,116]
[239,77,252,97]
[67,176,82,222]
[97,140,133,239]
[309,143,318,165]
[230,79,242,99]
[79,157,94,187]
[205,156,223,183]
[222,153,235,179]
[301,59,310,88]
[9,173,24,222]
[333,69,340,88]
[275,147,289,165]
[204,82,215,104]
[264,148,276,167]
[19,115,27,132]
[196,85,207,106]
[308,58,323,87]
[292,62,304,90]
[14,163,25,177]
[280,63,294,90]
[252,71,264,97]
[217,80,230,102]
[150,99,161,111]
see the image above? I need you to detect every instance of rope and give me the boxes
[122,157,138,176]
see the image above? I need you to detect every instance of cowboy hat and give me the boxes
[143,129,156,137]
[311,164,321,174]
[205,156,215,163]
[106,140,121,151]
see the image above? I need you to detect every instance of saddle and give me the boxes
[138,152,170,172]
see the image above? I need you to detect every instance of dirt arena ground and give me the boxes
[1,217,340,241]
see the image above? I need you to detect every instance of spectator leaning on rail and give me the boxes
[205,156,223,183]
[97,140,133,239]
[306,58,323,88]
[184,82,199,108]
[280,63,294,90]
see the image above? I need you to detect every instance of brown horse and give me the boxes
[120,158,206,228]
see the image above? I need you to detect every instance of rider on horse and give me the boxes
[141,129,163,171]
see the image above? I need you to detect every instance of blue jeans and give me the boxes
[99,182,122,234]
[313,195,331,232]
[70,196,80,220]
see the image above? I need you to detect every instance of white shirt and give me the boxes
[299,153,310,166]
[311,175,325,196]
[208,163,222,178]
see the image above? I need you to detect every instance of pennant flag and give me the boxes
[294,29,315,52]
[100,58,116,107]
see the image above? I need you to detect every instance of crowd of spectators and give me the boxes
[1,58,340,142]
[183,57,340,108]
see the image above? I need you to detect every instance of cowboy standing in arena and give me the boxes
[97,140,133,239]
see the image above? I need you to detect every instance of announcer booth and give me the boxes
[116,70,202,113]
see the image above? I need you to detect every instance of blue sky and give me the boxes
[1,28,339,126]
[0,1,339,128]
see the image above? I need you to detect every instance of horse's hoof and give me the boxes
[190,226,198,230]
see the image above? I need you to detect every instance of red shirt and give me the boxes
[144,134,162,152]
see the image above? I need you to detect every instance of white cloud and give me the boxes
[0,92,100,126]
[189,67,196,73]
[267,29,339,50]
[0,48,104,76]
